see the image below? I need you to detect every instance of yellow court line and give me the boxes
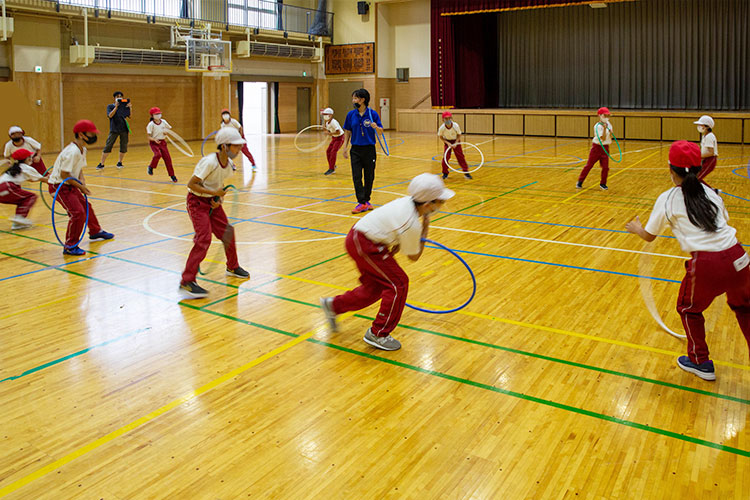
[0,317,356,497]
[0,295,75,321]
[562,150,661,204]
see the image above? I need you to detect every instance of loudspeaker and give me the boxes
[357,1,369,15]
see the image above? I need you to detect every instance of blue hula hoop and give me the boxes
[367,108,389,156]
[51,177,89,249]
[404,238,476,314]
[200,130,219,156]
[595,122,622,163]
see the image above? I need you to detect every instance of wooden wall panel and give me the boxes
[278,82,314,133]
[662,117,700,142]
[201,74,231,139]
[450,113,465,132]
[8,73,61,152]
[465,114,493,135]
[493,114,523,135]
[714,118,743,144]
[397,112,436,133]
[556,116,588,138]
[62,73,202,149]
[745,119,750,144]
[624,117,660,140]
[525,115,555,136]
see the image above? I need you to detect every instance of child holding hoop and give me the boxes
[438,111,471,180]
[0,149,49,230]
[577,107,613,190]
[48,120,114,256]
[694,115,718,181]
[146,107,177,183]
[4,126,47,175]
[626,140,750,381]
[321,107,344,176]
[320,173,454,351]
[220,109,256,170]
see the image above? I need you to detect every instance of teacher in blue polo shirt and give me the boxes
[342,88,383,214]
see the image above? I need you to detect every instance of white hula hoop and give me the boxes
[165,129,195,157]
[638,241,686,340]
[294,125,328,153]
[443,142,484,174]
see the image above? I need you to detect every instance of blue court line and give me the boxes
[430,139,584,164]
[732,167,750,180]
[0,327,151,383]
[722,191,750,203]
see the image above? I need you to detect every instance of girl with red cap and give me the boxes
[146,107,177,182]
[438,111,472,180]
[577,107,613,190]
[219,109,256,170]
[626,140,750,381]
[4,126,47,175]
[48,120,114,256]
[0,148,49,229]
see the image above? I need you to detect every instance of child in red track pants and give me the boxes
[321,107,345,175]
[146,107,177,182]
[0,148,48,229]
[438,111,471,179]
[577,107,614,190]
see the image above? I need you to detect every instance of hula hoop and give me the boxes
[595,122,623,163]
[405,238,476,314]
[294,125,328,153]
[39,166,68,217]
[443,142,485,174]
[367,108,389,156]
[201,130,219,157]
[199,184,238,276]
[165,129,194,158]
[638,241,685,340]
[51,177,89,249]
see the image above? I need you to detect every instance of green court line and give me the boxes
[432,181,538,223]
[2,248,749,458]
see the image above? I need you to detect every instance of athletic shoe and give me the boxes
[11,216,32,230]
[464,173,473,179]
[324,168,335,176]
[11,222,31,230]
[170,176,178,183]
[252,164,257,171]
[96,163,105,171]
[576,181,583,189]
[365,202,374,211]
[677,356,716,381]
[89,231,114,241]
[147,166,154,175]
[600,184,608,190]
[320,297,338,332]
[116,162,124,169]
[442,173,449,179]
[226,266,250,279]
[363,328,401,351]
[352,203,367,214]
[179,281,209,299]
[63,246,86,256]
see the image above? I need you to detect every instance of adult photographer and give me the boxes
[96,91,131,170]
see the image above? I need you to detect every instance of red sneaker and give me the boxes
[365,202,374,211]
[351,203,367,214]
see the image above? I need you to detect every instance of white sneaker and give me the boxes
[320,297,338,332]
[11,216,32,230]
[363,328,401,351]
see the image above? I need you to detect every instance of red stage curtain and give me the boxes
[430,0,456,107]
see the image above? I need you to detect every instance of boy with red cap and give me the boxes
[0,148,49,229]
[693,115,718,180]
[146,107,177,182]
[321,107,344,175]
[319,173,455,351]
[626,140,750,382]
[48,120,114,256]
[4,126,47,175]
[438,111,471,180]
[577,107,613,190]
[179,127,250,299]
[219,109,256,170]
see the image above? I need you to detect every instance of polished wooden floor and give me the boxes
[1,131,750,499]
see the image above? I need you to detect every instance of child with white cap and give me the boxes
[694,115,718,181]
[577,107,613,190]
[321,107,344,176]
[319,173,455,351]
[4,126,46,175]
[179,127,250,299]
[219,109,256,170]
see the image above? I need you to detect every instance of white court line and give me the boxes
[107,182,686,259]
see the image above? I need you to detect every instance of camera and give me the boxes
[117,98,130,104]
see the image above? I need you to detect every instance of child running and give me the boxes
[577,107,613,190]
[0,149,48,230]
[438,111,471,180]
[4,126,47,175]
[146,107,177,182]
[220,109,256,170]
[694,115,718,181]
[626,140,750,381]
[321,107,345,176]
[320,173,455,351]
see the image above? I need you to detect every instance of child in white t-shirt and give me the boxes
[693,115,718,181]
[577,107,614,190]
[4,126,47,175]
[0,148,48,229]
[146,107,177,182]
[321,107,345,175]
[220,109,256,170]
[626,140,750,382]
[438,111,471,180]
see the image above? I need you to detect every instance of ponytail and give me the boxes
[670,165,718,232]
[3,161,23,178]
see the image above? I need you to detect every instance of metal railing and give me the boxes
[44,0,333,37]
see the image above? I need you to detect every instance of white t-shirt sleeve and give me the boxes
[437,124,446,138]
[25,137,41,151]
[193,156,214,181]
[20,164,43,182]
[398,218,423,256]
[146,121,155,136]
[644,191,671,236]
[3,141,10,158]
[163,119,172,130]
[231,119,242,130]
[702,133,718,156]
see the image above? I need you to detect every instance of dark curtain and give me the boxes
[438,0,633,15]
[454,14,498,108]
[272,82,281,133]
[498,0,750,110]
[277,0,284,31]
[237,82,244,126]
[430,0,456,107]
[309,0,329,36]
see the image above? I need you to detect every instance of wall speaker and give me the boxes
[357,1,369,15]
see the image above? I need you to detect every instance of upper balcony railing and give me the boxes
[42,0,334,38]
